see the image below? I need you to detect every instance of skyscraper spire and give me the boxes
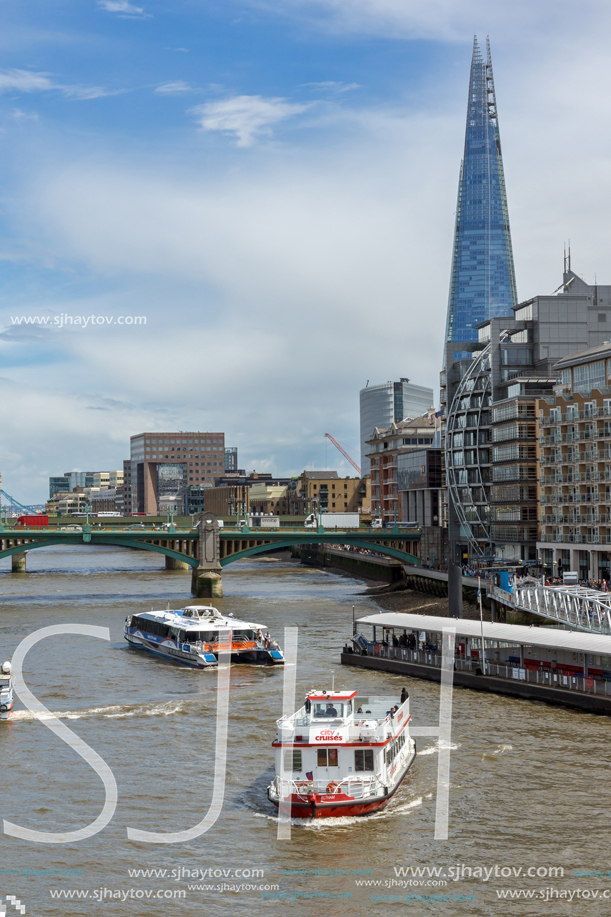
[445,36,517,346]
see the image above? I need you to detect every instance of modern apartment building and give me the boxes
[130,431,225,515]
[443,268,611,567]
[538,341,611,581]
[367,412,440,524]
[360,379,434,476]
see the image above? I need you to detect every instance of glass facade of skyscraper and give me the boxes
[445,36,517,351]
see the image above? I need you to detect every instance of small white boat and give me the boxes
[0,662,14,720]
[267,688,415,818]
[124,605,284,668]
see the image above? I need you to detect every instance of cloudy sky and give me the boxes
[1,0,611,502]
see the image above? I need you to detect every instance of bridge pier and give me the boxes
[192,512,223,598]
[12,551,27,573]
[11,551,28,573]
[165,556,190,571]
[191,568,223,598]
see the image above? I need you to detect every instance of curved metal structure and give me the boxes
[444,342,493,558]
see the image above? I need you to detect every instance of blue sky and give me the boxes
[2,0,611,501]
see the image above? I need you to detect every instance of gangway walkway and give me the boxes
[490,583,611,635]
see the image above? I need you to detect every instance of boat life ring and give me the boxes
[326,781,339,794]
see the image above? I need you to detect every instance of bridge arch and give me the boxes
[0,537,199,568]
[220,538,420,567]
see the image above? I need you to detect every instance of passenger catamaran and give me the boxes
[124,606,284,668]
[0,662,14,720]
[267,689,415,818]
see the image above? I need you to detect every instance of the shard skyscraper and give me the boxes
[442,36,518,615]
[445,36,517,352]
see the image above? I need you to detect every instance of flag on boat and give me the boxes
[306,771,313,780]
[477,580,481,600]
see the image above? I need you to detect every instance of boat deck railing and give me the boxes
[272,774,383,800]
[366,644,611,697]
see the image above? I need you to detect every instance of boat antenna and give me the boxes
[332,673,335,692]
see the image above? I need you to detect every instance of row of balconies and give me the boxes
[540,429,611,444]
[542,514,611,525]
[541,472,605,484]
[540,532,611,544]
[540,493,609,504]
[540,407,611,425]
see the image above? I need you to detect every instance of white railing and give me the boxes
[271,774,383,800]
[490,584,611,634]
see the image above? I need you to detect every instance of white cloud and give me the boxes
[250,0,602,43]
[190,94,312,146]
[155,81,194,94]
[0,69,55,94]
[98,0,148,17]
[0,68,119,101]
[302,80,361,92]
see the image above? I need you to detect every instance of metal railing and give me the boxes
[490,583,611,633]
[370,642,611,696]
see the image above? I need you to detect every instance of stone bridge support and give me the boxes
[191,513,223,598]
[165,556,190,571]
[12,551,27,573]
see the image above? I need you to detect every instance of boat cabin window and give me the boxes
[131,617,170,639]
[311,702,345,719]
[184,631,214,644]
[283,749,302,772]
[355,749,374,772]
[317,748,338,767]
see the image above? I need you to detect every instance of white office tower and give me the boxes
[359,379,434,475]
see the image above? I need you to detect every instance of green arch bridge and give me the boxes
[0,513,421,596]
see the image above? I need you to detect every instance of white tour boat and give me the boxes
[124,605,284,668]
[267,688,415,818]
[0,662,14,721]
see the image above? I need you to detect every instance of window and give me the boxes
[283,749,302,772]
[599,314,607,322]
[317,748,338,766]
[355,749,374,772]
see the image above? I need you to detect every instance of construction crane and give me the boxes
[324,433,361,476]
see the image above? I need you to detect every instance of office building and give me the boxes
[360,379,434,475]
[130,431,225,515]
[49,470,124,500]
[225,447,238,472]
[288,471,363,516]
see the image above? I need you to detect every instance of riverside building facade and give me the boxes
[367,411,440,525]
[444,269,611,568]
[538,341,611,581]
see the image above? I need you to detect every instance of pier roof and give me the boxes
[357,613,611,655]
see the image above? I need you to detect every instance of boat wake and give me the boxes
[482,743,513,759]
[417,741,460,756]
[11,700,188,722]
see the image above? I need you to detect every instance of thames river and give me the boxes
[1,546,609,916]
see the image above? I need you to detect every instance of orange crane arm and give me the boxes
[324,433,361,475]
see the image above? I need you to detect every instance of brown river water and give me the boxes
[1,545,610,916]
